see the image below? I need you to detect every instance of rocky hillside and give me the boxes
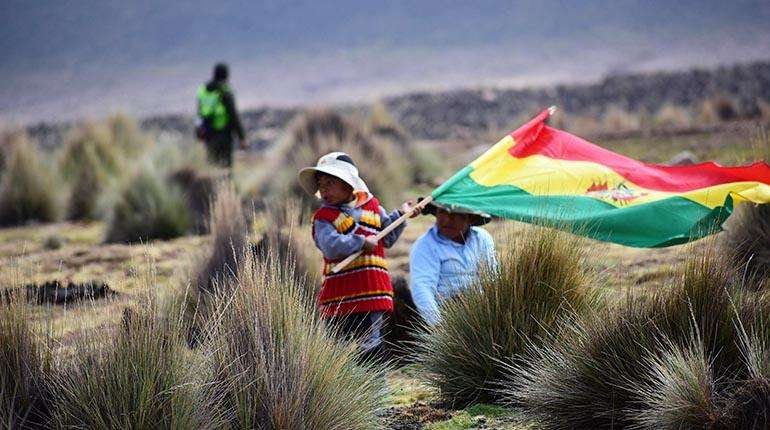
[385,60,770,139]
[26,60,770,148]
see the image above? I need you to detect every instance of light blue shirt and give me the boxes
[409,225,497,325]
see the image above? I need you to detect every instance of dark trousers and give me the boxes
[204,131,234,167]
[327,311,386,354]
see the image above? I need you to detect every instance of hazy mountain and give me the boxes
[1,0,769,124]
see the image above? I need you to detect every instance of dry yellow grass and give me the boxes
[1,120,766,429]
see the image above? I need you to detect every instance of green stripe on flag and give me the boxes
[432,174,733,247]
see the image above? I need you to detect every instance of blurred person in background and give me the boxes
[196,62,246,167]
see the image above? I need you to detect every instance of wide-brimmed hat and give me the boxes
[422,199,492,226]
[298,152,370,199]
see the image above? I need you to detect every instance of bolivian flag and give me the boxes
[431,108,770,247]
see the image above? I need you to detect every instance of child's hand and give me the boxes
[362,236,378,252]
[400,200,421,218]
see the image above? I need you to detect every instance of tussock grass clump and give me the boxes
[0,134,59,226]
[410,144,445,186]
[60,117,153,221]
[562,113,602,136]
[105,169,192,243]
[0,294,51,429]
[654,103,693,129]
[505,299,658,429]
[723,203,770,289]
[60,123,117,221]
[193,183,248,295]
[627,312,770,429]
[417,226,597,406]
[504,248,752,429]
[720,327,770,429]
[723,128,770,289]
[627,334,722,429]
[168,166,219,233]
[252,199,318,293]
[601,105,640,132]
[366,101,408,145]
[59,123,121,180]
[0,131,31,173]
[106,113,149,157]
[201,251,387,429]
[364,102,446,188]
[256,109,409,210]
[181,182,247,345]
[723,378,770,429]
[65,140,108,220]
[700,95,739,124]
[51,300,207,429]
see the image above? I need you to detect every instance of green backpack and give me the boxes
[196,85,229,131]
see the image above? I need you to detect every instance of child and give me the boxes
[298,151,416,356]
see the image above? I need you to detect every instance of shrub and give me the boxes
[42,234,65,250]
[723,376,770,429]
[627,333,722,429]
[66,142,108,220]
[721,326,770,429]
[255,109,410,211]
[505,299,658,429]
[504,247,746,429]
[654,103,692,129]
[193,182,248,295]
[758,100,770,122]
[699,95,739,124]
[168,166,219,233]
[106,113,149,157]
[563,114,601,137]
[59,116,153,221]
[0,131,30,174]
[59,122,120,180]
[148,135,208,176]
[628,301,770,429]
[723,203,770,289]
[0,294,52,429]
[105,169,192,243]
[201,249,387,429]
[0,134,59,226]
[410,144,445,186]
[59,123,124,221]
[366,101,408,145]
[416,226,597,406]
[601,105,639,133]
[51,299,208,428]
[722,127,770,289]
[252,199,318,293]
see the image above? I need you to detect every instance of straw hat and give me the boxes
[422,200,492,226]
[298,152,370,198]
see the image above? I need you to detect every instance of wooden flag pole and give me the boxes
[330,195,434,274]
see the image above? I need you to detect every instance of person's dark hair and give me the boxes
[213,63,229,81]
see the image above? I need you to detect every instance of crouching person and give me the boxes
[409,202,496,326]
[298,152,417,359]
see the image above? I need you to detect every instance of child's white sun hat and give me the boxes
[298,152,370,198]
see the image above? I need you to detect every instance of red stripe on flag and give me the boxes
[509,114,770,193]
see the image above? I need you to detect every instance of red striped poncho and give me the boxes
[312,197,394,317]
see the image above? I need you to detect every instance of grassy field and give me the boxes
[1,116,767,429]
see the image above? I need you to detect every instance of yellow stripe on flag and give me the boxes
[469,135,770,209]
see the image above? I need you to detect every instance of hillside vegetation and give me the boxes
[2,70,770,428]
